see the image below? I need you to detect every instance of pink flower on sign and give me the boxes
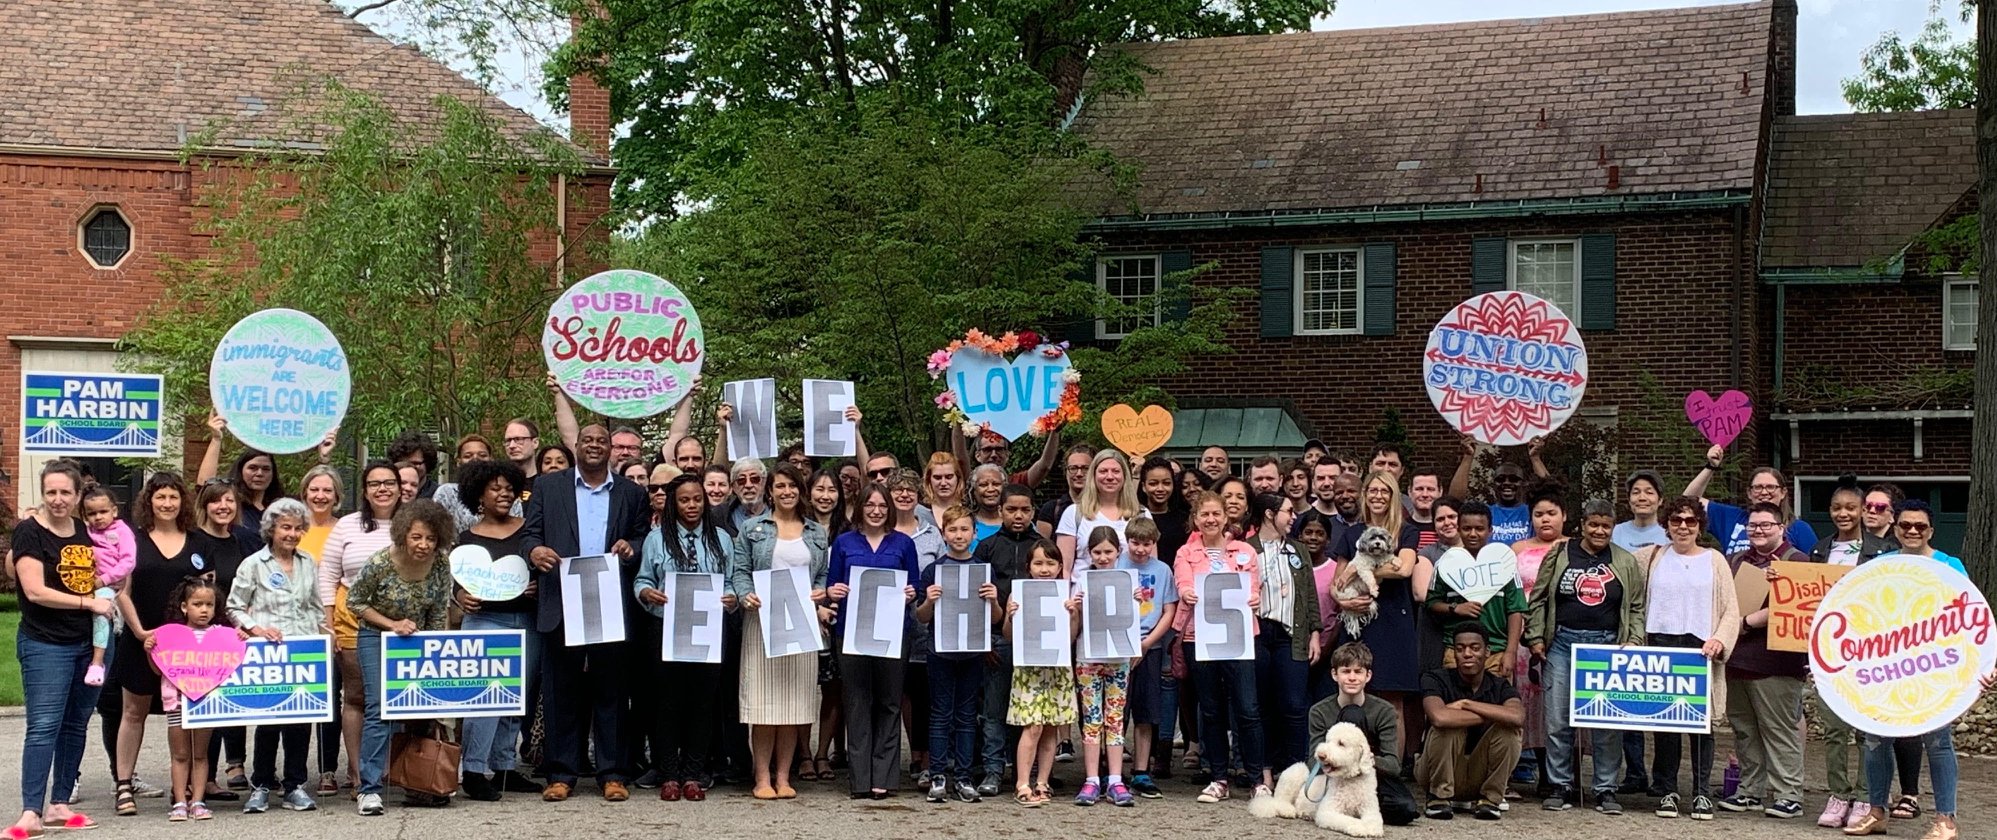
[934,390,957,410]
[1422,292,1589,447]
[927,349,953,378]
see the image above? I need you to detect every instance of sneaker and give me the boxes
[1074,781,1101,806]
[281,788,317,811]
[1131,775,1163,799]
[1595,791,1624,815]
[1719,794,1762,812]
[952,780,981,803]
[461,773,501,802]
[632,769,664,790]
[67,782,84,804]
[1655,792,1680,819]
[168,802,189,822]
[926,777,948,803]
[1845,801,1876,829]
[1196,780,1229,803]
[1543,787,1574,811]
[357,792,384,816]
[976,774,1002,798]
[317,773,339,796]
[131,776,165,798]
[1056,741,1075,763]
[189,802,213,821]
[1765,799,1804,819]
[1843,807,1888,836]
[1107,782,1134,807]
[1425,799,1456,820]
[1820,797,1854,828]
[244,787,271,814]
[913,769,932,787]
[1475,800,1502,820]
[1691,794,1716,821]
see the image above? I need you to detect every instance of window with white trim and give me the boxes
[1096,255,1161,339]
[1509,239,1580,316]
[1944,277,1977,351]
[1295,247,1363,334]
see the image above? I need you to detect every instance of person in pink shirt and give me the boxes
[80,487,136,687]
[1173,491,1264,804]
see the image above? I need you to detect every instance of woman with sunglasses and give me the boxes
[1862,483,1905,548]
[730,464,829,800]
[315,462,402,800]
[1636,497,1739,820]
[1844,500,1965,840]
[1811,479,1915,828]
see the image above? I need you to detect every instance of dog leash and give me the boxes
[1302,760,1331,804]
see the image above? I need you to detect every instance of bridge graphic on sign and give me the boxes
[193,686,330,717]
[385,681,522,712]
[1574,695,1705,724]
[25,421,158,450]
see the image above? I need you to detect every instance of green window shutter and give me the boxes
[1062,261,1098,346]
[1362,242,1396,336]
[1471,237,1508,295]
[1579,233,1617,330]
[1161,249,1194,321]
[1260,246,1294,338]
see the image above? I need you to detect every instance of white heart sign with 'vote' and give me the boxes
[946,348,1075,442]
[1434,544,1519,605]
[449,544,531,602]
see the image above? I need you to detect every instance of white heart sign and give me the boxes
[1434,544,1518,605]
[450,544,531,601]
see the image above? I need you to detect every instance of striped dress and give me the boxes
[740,537,821,725]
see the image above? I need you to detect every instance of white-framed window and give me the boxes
[1096,255,1161,339]
[1295,247,1363,334]
[1944,276,1978,351]
[1509,239,1581,316]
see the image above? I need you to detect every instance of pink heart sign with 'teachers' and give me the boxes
[149,623,247,701]
[1684,389,1753,448]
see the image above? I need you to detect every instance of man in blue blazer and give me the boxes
[521,423,652,802]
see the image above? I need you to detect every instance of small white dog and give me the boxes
[1335,527,1392,637]
[1248,722,1384,837]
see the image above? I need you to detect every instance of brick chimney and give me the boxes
[1769,0,1797,116]
[567,11,612,159]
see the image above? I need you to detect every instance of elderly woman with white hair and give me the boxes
[225,498,325,814]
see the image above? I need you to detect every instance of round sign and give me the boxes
[542,269,704,419]
[1809,555,1996,737]
[1422,291,1588,447]
[209,308,351,455]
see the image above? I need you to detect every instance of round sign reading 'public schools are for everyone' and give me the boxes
[1809,555,1996,738]
[209,308,351,455]
[1422,291,1588,447]
[542,269,704,419]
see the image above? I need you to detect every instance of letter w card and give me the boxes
[1568,643,1710,734]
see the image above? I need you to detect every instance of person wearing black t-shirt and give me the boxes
[1417,626,1525,820]
[449,459,542,801]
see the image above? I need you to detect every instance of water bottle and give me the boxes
[1722,753,1740,798]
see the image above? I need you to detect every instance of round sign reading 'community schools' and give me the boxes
[209,308,351,455]
[542,269,704,419]
[1422,291,1588,447]
[1809,555,1996,738]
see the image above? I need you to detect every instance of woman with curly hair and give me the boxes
[349,500,457,816]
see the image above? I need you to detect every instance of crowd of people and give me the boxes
[7,379,1989,840]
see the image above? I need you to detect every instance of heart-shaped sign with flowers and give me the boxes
[929,329,1082,441]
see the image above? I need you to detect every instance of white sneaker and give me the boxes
[1197,780,1229,803]
[357,792,384,816]
[131,775,166,798]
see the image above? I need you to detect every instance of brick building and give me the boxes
[0,0,615,512]
[1069,0,1978,547]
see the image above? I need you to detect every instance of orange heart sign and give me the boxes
[1102,404,1173,459]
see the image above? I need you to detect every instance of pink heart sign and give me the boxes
[149,623,247,701]
[1684,389,1753,448]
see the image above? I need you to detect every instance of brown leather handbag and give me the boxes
[389,724,461,798]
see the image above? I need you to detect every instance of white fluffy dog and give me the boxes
[1248,722,1384,837]
[1335,527,1392,637]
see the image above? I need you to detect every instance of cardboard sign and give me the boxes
[947,348,1074,441]
[1193,571,1254,662]
[934,562,992,655]
[380,630,527,720]
[841,566,907,659]
[449,544,530,602]
[1735,561,1772,618]
[1434,544,1517,605]
[1810,555,1997,737]
[1768,561,1851,653]
[660,572,726,663]
[1080,569,1142,662]
[543,269,704,419]
[1685,389,1752,448]
[1011,578,1072,667]
[1569,643,1711,734]
[559,554,627,647]
[150,623,248,702]
[754,565,824,658]
[722,378,779,461]
[802,379,857,457]
[1101,404,1172,460]
[209,308,351,455]
[184,636,334,729]
[1422,291,1588,447]
[22,372,164,457]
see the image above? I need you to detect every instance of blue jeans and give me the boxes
[1866,728,1957,817]
[1254,619,1310,769]
[926,656,984,779]
[458,611,539,775]
[18,634,102,814]
[1188,642,1264,777]
[357,629,391,795]
[978,645,1014,777]
[1543,627,1621,793]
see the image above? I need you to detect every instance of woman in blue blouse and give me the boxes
[825,483,921,799]
[636,475,737,803]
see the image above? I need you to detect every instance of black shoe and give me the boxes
[632,769,664,790]
[1425,799,1455,820]
[1618,779,1649,796]
[1474,800,1502,820]
[461,774,501,802]
[1542,787,1573,811]
[497,770,543,794]
[403,791,451,808]
[1656,792,1680,818]
[926,777,947,803]
[1151,741,1173,779]
[952,780,981,803]
[1190,769,1214,786]
[976,773,1002,797]
[1595,791,1624,815]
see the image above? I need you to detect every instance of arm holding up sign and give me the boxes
[546,372,580,449]
[662,375,702,468]
[196,412,228,485]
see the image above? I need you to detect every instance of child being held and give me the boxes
[81,486,136,686]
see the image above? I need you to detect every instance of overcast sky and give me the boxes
[352,0,1960,127]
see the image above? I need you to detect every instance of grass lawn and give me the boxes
[1,606,19,706]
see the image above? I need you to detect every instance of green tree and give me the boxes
[1844,1,1976,112]
[1969,0,1995,600]
[121,81,589,461]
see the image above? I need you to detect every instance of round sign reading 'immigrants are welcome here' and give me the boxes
[209,308,351,455]
[542,269,705,419]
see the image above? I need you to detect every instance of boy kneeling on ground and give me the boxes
[1305,643,1420,826]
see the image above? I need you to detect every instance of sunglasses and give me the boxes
[648,484,670,493]
[1896,522,1931,534]
[1667,515,1700,526]
[1863,502,1892,513]
[868,468,896,478]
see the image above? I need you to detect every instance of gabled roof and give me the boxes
[1761,109,1975,270]
[0,0,601,164]
[1072,2,1772,218]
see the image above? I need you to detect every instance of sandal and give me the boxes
[814,759,834,780]
[6,825,45,840]
[1033,784,1052,803]
[1893,795,1921,820]
[114,787,136,817]
[51,815,96,831]
[1016,785,1041,807]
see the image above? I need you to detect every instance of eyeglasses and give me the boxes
[1750,484,1782,493]
[1896,522,1932,534]
[1065,465,1090,474]
[364,479,399,490]
[504,435,536,445]
[735,475,764,486]
[977,447,1009,457]
[1667,515,1700,526]
[1863,502,1892,513]
[1746,521,1781,531]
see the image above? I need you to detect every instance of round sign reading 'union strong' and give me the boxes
[541,269,705,419]
[1809,555,1995,737]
